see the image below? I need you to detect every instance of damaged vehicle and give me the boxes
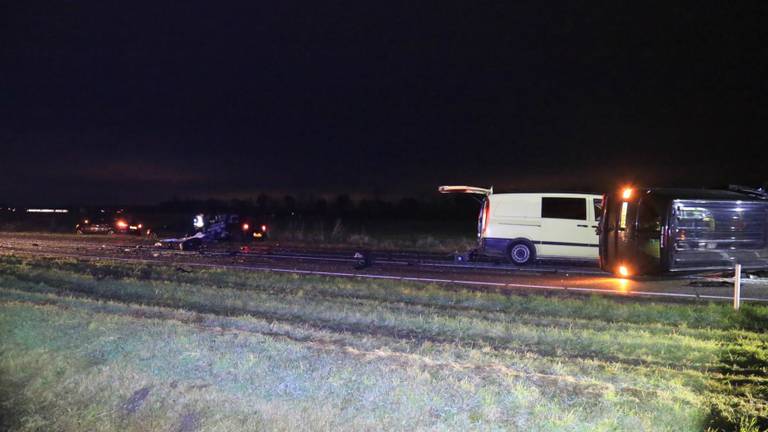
[599,185,768,275]
[158,213,269,251]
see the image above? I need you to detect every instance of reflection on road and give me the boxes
[572,276,634,294]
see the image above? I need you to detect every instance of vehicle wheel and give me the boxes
[508,241,535,265]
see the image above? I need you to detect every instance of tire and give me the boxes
[508,241,535,265]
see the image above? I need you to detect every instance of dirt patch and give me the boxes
[122,386,152,415]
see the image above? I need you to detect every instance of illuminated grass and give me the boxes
[0,255,766,431]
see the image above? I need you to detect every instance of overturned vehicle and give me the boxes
[599,186,768,275]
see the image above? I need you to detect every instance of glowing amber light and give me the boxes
[618,265,630,277]
[116,220,128,228]
[622,188,633,200]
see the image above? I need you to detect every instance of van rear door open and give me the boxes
[438,186,492,195]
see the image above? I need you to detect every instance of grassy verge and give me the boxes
[0,255,766,431]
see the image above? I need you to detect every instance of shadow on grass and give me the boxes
[705,340,768,432]
[0,370,30,431]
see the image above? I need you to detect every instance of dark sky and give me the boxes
[2,1,767,205]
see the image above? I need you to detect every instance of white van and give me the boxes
[440,186,603,265]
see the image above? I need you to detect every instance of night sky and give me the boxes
[2,2,767,205]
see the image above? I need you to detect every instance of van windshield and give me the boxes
[637,200,661,233]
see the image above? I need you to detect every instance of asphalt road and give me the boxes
[1,232,767,303]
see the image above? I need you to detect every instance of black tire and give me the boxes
[508,240,535,265]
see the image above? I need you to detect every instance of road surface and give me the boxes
[1,232,766,303]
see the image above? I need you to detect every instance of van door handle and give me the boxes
[577,224,588,227]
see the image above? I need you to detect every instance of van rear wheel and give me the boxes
[508,241,535,265]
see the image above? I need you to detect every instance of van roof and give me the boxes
[491,192,602,198]
[491,188,602,195]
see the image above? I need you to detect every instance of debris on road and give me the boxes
[354,251,371,270]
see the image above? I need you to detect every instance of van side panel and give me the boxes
[479,193,600,260]
[537,197,599,259]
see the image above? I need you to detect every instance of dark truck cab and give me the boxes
[599,187,768,275]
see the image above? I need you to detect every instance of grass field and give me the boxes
[0,255,766,431]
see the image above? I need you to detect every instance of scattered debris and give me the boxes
[122,386,152,415]
[353,251,372,270]
[453,251,473,263]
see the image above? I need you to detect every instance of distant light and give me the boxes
[261,224,267,232]
[116,220,128,228]
[622,188,633,200]
[84,219,90,224]
[138,224,142,229]
[618,265,631,277]
[242,223,250,231]
[26,208,69,213]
